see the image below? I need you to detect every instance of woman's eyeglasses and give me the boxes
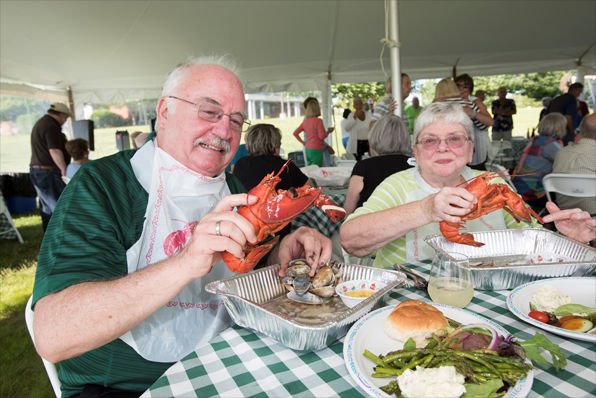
[167,96,251,133]
[456,84,470,89]
[416,135,471,150]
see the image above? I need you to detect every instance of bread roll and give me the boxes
[384,300,448,347]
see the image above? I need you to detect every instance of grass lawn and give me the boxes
[1,211,55,398]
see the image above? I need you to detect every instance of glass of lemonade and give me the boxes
[428,252,474,308]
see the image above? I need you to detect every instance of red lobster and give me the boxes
[439,171,544,247]
[222,160,346,273]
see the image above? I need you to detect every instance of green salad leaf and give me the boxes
[403,338,417,351]
[519,332,567,371]
[462,379,504,398]
[553,304,596,316]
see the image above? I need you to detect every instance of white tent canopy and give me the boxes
[2,0,595,119]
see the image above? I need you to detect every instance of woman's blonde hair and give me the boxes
[245,123,282,156]
[538,113,567,140]
[305,99,321,118]
[434,78,461,100]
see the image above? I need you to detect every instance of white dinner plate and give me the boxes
[344,303,533,398]
[507,277,596,343]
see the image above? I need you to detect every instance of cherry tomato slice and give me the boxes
[528,311,549,323]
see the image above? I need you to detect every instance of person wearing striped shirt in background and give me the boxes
[340,102,596,268]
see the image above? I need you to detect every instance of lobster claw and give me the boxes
[314,193,346,222]
[221,236,280,274]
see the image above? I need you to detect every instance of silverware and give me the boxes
[392,263,429,294]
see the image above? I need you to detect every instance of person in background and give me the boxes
[29,102,72,232]
[344,114,413,216]
[367,98,374,113]
[455,73,494,170]
[31,56,331,398]
[340,108,352,149]
[340,102,595,267]
[475,90,486,103]
[130,131,142,148]
[233,123,313,243]
[512,113,566,208]
[344,97,372,160]
[405,96,423,137]
[228,143,247,173]
[64,138,90,178]
[539,97,552,122]
[491,86,517,141]
[553,113,596,215]
[370,73,412,131]
[293,98,334,166]
[546,82,583,145]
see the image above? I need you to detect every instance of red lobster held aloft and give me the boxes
[222,160,346,273]
[439,171,544,247]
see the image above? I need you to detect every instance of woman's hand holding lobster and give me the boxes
[177,194,258,279]
[278,227,333,277]
[542,202,596,244]
[423,187,478,224]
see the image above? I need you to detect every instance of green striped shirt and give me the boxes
[32,147,246,397]
[344,168,538,268]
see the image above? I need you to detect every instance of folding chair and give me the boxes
[485,163,517,193]
[542,174,596,203]
[25,296,62,397]
[0,195,23,243]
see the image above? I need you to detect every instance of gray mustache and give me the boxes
[194,137,230,155]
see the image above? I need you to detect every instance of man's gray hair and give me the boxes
[579,114,596,140]
[537,113,567,140]
[368,114,410,155]
[160,54,241,99]
[541,96,552,107]
[413,102,474,143]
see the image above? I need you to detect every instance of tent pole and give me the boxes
[388,0,402,116]
[68,87,76,121]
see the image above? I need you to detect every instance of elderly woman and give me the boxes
[454,74,494,170]
[512,113,566,208]
[344,114,413,215]
[340,102,596,267]
[345,97,373,160]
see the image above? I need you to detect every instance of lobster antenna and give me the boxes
[458,171,536,187]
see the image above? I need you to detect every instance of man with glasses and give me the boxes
[31,56,332,398]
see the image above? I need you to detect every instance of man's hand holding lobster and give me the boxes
[177,194,258,279]
[423,187,478,224]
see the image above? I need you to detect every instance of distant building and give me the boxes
[245,93,306,120]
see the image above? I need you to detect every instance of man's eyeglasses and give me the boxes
[456,84,470,89]
[166,96,251,133]
[415,135,471,150]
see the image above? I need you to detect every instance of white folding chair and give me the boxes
[0,196,24,243]
[25,296,62,397]
[542,174,596,203]
[485,163,517,193]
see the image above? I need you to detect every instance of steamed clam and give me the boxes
[282,259,343,302]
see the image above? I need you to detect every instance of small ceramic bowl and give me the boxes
[335,280,386,308]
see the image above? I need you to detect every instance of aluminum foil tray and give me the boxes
[424,228,596,290]
[206,263,406,351]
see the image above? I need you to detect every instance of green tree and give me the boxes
[474,71,566,100]
[90,109,124,128]
[332,82,386,109]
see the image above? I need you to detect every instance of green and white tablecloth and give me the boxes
[291,192,346,237]
[142,262,596,398]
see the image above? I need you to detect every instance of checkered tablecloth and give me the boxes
[291,193,346,237]
[143,262,596,398]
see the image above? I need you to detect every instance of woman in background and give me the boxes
[344,114,413,215]
[454,74,494,170]
[513,113,566,208]
[340,108,352,149]
[344,97,372,160]
[293,99,334,166]
[234,124,313,242]
[64,138,90,178]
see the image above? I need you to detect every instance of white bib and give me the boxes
[405,167,506,263]
[119,138,234,362]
